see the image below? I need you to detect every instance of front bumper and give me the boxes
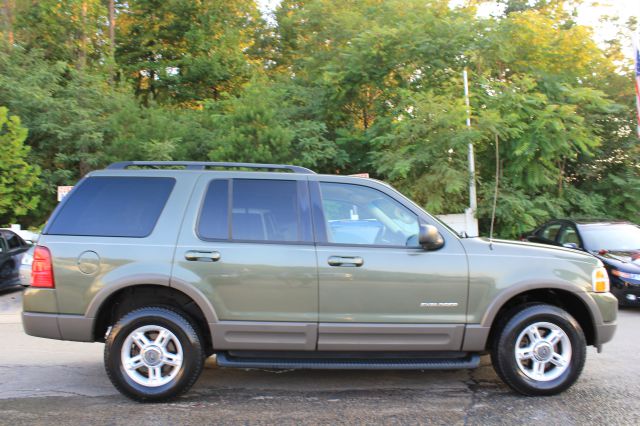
[588,291,618,348]
[595,321,617,346]
[611,278,640,305]
[22,312,94,342]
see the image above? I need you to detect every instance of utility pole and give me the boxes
[463,68,479,236]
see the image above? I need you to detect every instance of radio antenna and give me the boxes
[489,133,500,249]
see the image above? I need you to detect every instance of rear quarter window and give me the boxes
[47,177,175,238]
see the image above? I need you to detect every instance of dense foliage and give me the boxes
[0,0,637,235]
[0,106,40,222]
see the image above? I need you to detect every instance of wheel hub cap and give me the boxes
[533,342,553,362]
[514,321,572,382]
[142,346,163,366]
[120,325,184,387]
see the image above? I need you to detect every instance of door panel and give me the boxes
[317,245,468,323]
[173,174,318,335]
[312,179,469,334]
[174,241,317,322]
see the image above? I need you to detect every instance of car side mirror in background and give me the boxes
[419,224,444,250]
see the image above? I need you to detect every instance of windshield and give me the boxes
[579,224,640,252]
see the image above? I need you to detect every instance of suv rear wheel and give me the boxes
[491,304,586,396]
[104,307,205,402]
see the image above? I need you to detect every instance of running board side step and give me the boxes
[216,353,481,370]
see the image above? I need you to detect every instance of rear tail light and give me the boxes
[592,267,609,293]
[31,246,55,288]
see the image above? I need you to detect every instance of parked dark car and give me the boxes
[0,229,31,289]
[19,245,35,287]
[524,219,640,305]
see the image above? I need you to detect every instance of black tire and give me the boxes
[104,307,205,402]
[491,304,586,396]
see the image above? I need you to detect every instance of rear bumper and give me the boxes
[22,312,94,342]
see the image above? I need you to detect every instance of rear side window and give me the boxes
[232,180,299,242]
[198,180,229,240]
[47,177,175,237]
[198,179,305,243]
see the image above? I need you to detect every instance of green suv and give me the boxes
[23,161,617,401]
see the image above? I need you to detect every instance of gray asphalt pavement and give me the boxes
[1,286,638,425]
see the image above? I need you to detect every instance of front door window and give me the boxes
[319,182,419,247]
[558,226,581,247]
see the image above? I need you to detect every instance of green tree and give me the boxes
[14,0,107,67]
[204,78,342,169]
[0,106,40,225]
[0,0,635,235]
[372,89,477,214]
[272,0,478,175]
[116,0,263,105]
[0,48,218,222]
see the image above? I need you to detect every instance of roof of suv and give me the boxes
[571,219,634,226]
[106,161,316,175]
[101,161,391,186]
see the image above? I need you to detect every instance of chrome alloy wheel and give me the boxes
[120,325,184,387]
[515,321,572,382]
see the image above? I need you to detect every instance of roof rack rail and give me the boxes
[106,161,316,174]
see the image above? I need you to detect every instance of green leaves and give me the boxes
[0,0,637,234]
[0,107,40,226]
[371,89,475,214]
[116,0,261,104]
[203,79,346,171]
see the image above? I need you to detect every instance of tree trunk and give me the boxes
[107,0,116,84]
[362,87,371,130]
[77,1,88,69]
[2,0,14,50]
[108,0,115,59]
[557,157,565,196]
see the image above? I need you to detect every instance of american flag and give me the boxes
[636,42,640,138]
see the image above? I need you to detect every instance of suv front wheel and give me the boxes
[491,304,586,396]
[104,307,205,402]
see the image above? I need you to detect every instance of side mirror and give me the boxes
[419,224,444,250]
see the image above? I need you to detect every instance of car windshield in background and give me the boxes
[579,224,640,252]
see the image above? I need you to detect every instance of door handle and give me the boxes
[185,250,221,262]
[328,256,364,267]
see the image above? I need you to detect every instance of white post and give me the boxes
[634,35,640,138]
[463,68,479,236]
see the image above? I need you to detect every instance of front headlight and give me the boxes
[592,266,610,293]
[612,269,640,281]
